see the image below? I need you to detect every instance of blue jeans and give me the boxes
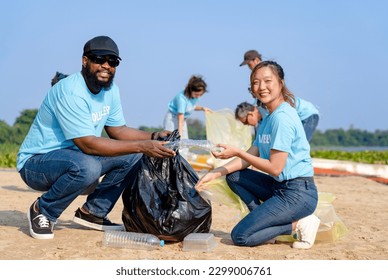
[302,114,319,142]
[19,149,142,222]
[226,169,318,246]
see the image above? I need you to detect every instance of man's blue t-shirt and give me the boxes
[295,97,319,121]
[167,91,199,118]
[253,102,313,182]
[17,72,125,171]
[254,97,318,122]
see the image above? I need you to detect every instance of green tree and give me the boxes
[13,109,38,145]
[310,128,388,147]
[14,109,38,126]
[138,120,207,140]
[138,125,163,133]
[0,120,13,144]
[310,129,329,146]
[187,118,206,140]
[375,130,388,146]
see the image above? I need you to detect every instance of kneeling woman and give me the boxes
[195,61,320,249]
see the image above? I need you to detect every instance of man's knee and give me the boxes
[69,157,101,185]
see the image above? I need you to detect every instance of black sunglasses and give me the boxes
[87,55,120,67]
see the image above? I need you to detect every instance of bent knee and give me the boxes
[226,171,241,185]
[231,227,249,246]
[69,158,101,184]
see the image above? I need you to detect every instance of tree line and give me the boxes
[1,109,388,147]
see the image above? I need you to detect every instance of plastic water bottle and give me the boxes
[103,231,164,250]
[165,139,224,153]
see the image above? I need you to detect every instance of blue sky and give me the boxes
[1,0,387,132]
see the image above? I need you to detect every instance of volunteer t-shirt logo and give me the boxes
[92,106,110,122]
[259,134,271,144]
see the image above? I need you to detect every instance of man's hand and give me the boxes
[157,130,172,140]
[142,140,176,158]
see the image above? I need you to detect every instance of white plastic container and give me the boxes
[182,233,217,252]
[103,231,164,250]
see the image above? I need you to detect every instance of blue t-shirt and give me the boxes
[254,97,318,122]
[17,72,126,171]
[251,98,268,125]
[167,91,199,118]
[258,106,269,120]
[253,102,313,182]
[295,97,319,121]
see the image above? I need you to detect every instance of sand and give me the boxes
[1,168,388,261]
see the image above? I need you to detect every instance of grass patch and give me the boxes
[311,150,388,165]
[1,144,387,168]
[0,143,18,168]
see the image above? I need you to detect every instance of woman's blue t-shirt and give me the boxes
[253,102,313,181]
[168,91,199,118]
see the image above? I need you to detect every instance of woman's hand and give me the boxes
[196,106,212,113]
[211,143,241,159]
[194,171,219,192]
[202,107,212,113]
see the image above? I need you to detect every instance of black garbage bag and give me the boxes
[121,130,212,242]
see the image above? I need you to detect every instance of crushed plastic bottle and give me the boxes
[165,139,224,153]
[103,231,164,250]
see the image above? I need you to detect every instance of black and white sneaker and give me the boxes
[73,208,124,231]
[27,199,54,239]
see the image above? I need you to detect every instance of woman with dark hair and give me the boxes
[196,61,320,250]
[163,75,211,139]
[241,50,319,142]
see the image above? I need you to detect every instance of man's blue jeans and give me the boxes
[226,169,318,246]
[19,149,142,222]
[302,114,319,142]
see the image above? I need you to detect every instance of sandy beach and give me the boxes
[1,167,388,261]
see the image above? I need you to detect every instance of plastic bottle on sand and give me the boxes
[103,231,164,250]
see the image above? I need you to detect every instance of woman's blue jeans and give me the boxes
[19,149,142,222]
[226,169,318,246]
[302,114,319,142]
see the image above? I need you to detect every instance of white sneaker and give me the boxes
[292,214,320,249]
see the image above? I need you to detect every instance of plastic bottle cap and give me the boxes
[160,240,165,247]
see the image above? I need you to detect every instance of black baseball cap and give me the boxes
[83,36,121,60]
[239,50,262,66]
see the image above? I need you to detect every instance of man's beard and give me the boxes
[82,63,115,92]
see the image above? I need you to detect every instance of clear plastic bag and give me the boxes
[205,109,252,168]
[197,177,249,219]
[314,192,349,243]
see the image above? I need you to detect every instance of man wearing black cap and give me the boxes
[17,35,175,240]
[239,50,262,70]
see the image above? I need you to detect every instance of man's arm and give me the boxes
[73,126,175,158]
[105,125,152,141]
